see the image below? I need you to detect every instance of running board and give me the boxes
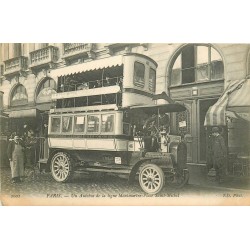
[38,159,48,164]
[75,167,131,174]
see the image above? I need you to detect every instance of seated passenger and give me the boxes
[77,83,89,90]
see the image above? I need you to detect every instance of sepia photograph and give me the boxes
[1,2,250,250]
[0,42,249,205]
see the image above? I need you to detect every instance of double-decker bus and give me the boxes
[42,53,189,194]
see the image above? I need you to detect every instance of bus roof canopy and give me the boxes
[129,103,186,114]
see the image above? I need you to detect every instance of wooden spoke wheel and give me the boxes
[51,152,74,182]
[139,164,165,194]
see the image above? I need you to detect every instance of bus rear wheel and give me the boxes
[51,152,74,182]
[139,164,165,194]
[166,169,189,188]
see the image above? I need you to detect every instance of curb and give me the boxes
[188,183,250,193]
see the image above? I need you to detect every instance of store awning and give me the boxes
[227,106,250,122]
[228,79,250,107]
[50,55,124,78]
[204,79,249,126]
[8,108,37,118]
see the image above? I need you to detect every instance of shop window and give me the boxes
[196,46,209,81]
[11,84,28,106]
[170,45,224,86]
[51,117,61,133]
[149,68,156,92]
[211,48,224,80]
[62,116,73,133]
[87,115,100,133]
[101,114,114,133]
[182,46,195,83]
[36,78,57,103]
[74,115,86,133]
[134,62,145,88]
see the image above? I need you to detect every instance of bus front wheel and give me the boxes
[139,164,165,194]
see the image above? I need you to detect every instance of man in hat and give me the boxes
[211,127,227,182]
[143,112,170,151]
[143,112,170,134]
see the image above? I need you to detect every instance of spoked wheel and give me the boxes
[51,152,74,182]
[139,164,165,194]
[166,169,189,188]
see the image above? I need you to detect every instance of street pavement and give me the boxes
[1,166,250,197]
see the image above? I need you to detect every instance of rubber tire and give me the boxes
[166,169,189,188]
[51,152,74,183]
[139,164,165,195]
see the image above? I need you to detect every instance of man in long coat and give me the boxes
[211,127,227,181]
[7,135,25,183]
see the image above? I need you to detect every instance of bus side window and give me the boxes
[51,117,61,133]
[134,62,145,88]
[101,114,114,133]
[74,116,85,133]
[87,115,100,133]
[62,116,73,133]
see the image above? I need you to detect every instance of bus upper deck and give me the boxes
[50,53,158,111]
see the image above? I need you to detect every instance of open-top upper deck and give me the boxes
[49,53,158,113]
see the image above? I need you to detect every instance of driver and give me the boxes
[143,112,170,151]
[143,112,170,134]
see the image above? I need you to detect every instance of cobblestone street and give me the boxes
[1,166,250,202]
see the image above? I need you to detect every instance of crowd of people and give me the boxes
[7,128,38,184]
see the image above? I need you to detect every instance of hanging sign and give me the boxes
[179,120,187,128]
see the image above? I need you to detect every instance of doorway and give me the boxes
[199,98,218,163]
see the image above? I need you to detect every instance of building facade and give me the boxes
[0,43,249,169]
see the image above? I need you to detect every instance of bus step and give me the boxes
[39,159,48,164]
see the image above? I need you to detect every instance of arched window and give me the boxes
[36,78,57,103]
[11,84,28,106]
[170,45,224,86]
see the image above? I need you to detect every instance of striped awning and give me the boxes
[50,55,123,78]
[204,79,248,126]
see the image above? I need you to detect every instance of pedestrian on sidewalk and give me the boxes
[24,129,38,178]
[211,127,227,182]
[7,134,25,183]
